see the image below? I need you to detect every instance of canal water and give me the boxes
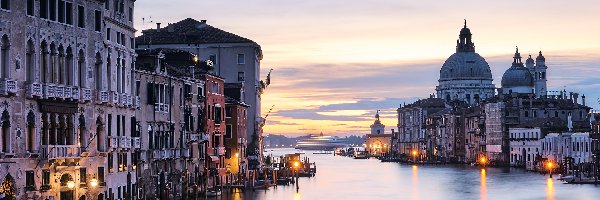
[219,148,600,200]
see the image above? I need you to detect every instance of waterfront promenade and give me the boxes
[221,148,600,200]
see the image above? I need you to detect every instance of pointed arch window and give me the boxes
[26,111,36,152]
[95,52,103,91]
[49,43,57,84]
[78,114,87,151]
[66,47,74,85]
[58,45,65,84]
[26,40,35,83]
[40,41,49,83]
[1,110,10,153]
[1,35,10,79]
[96,116,105,152]
[78,50,86,87]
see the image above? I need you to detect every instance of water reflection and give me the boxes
[412,165,419,200]
[546,178,554,200]
[228,149,600,200]
[480,169,487,200]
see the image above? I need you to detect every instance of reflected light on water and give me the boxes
[294,192,302,200]
[412,165,419,200]
[546,178,555,200]
[480,169,487,200]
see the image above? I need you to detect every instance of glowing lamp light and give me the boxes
[480,157,487,164]
[293,161,300,168]
[547,161,554,169]
[412,150,418,156]
[67,180,76,189]
[193,55,199,63]
[235,153,239,158]
[89,178,98,187]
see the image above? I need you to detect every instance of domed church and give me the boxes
[500,48,548,96]
[436,21,496,105]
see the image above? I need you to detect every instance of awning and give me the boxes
[210,156,219,162]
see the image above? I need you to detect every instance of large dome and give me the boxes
[439,52,493,81]
[501,65,533,88]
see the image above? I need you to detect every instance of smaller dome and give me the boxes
[501,66,534,88]
[526,55,534,65]
[536,51,545,62]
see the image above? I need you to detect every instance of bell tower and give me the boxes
[535,51,548,97]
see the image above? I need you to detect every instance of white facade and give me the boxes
[509,128,542,170]
[540,132,592,165]
[370,112,385,134]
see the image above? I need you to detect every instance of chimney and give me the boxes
[167,23,174,32]
[200,20,207,24]
[582,94,586,106]
[156,23,162,31]
[573,93,579,104]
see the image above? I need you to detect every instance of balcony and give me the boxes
[126,95,133,107]
[132,137,141,148]
[63,86,72,99]
[121,93,128,106]
[182,149,191,158]
[119,136,131,149]
[41,145,80,159]
[134,96,140,108]
[71,86,80,100]
[97,91,109,103]
[154,103,170,113]
[43,84,56,98]
[26,82,43,98]
[55,85,65,99]
[81,88,92,101]
[217,147,226,156]
[109,136,119,148]
[111,91,119,105]
[0,79,17,95]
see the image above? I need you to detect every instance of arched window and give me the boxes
[40,41,48,83]
[78,49,86,87]
[66,115,74,145]
[66,47,74,85]
[27,111,36,152]
[96,116,105,152]
[79,114,87,151]
[58,45,65,84]
[49,43,57,84]
[0,174,16,199]
[95,52,102,90]
[26,40,35,83]
[106,51,111,91]
[1,35,9,79]
[41,113,48,145]
[1,110,10,153]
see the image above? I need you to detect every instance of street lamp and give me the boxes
[412,150,418,162]
[479,156,488,168]
[293,160,300,191]
[546,160,555,178]
[90,178,98,187]
[67,180,76,189]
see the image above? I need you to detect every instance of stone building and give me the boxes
[0,0,138,199]
[365,112,392,156]
[509,128,542,170]
[396,98,445,157]
[135,18,265,169]
[224,83,249,184]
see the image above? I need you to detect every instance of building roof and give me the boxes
[136,18,258,45]
[501,48,534,88]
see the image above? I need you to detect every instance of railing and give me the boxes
[111,91,120,104]
[55,85,65,98]
[217,146,226,156]
[134,96,140,108]
[109,136,119,148]
[119,136,131,149]
[127,95,133,107]
[97,91,109,103]
[152,150,162,159]
[41,145,80,159]
[121,93,128,106]
[0,79,18,95]
[132,137,141,148]
[63,86,72,99]
[154,103,170,113]
[182,149,191,158]
[71,86,80,100]
[81,88,92,101]
[43,84,56,98]
[26,82,43,98]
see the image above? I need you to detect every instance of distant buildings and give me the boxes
[392,21,593,169]
[365,111,392,156]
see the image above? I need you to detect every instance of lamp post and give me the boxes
[547,160,555,178]
[293,160,300,191]
[412,150,418,163]
[479,155,488,168]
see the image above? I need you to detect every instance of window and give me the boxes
[0,0,9,10]
[107,114,112,136]
[225,107,232,118]
[238,71,245,82]
[42,170,50,188]
[210,55,217,65]
[1,35,9,80]
[27,0,34,15]
[40,0,48,19]
[95,10,101,32]
[106,28,111,40]
[66,2,73,25]
[50,0,56,20]
[80,168,87,185]
[98,167,105,184]
[237,54,245,64]
[78,5,85,28]
[26,171,35,190]
[198,85,204,97]
[108,153,114,173]
[226,124,232,138]
[128,7,133,21]
[105,0,110,10]
[58,0,65,23]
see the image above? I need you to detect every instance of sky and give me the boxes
[136,0,600,137]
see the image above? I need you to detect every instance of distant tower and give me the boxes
[534,51,548,97]
[370,110,385,134]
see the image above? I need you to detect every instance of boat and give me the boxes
[295,133,346,151]
[206,189,222,197]
[253,180,273,190]
[354,151,368,159]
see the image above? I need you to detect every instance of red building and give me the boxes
[201,73,227,186]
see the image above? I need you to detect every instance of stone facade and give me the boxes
[223,84,249,183]
[0,0,137,199]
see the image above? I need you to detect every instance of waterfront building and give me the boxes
[509,128,542,170]
[396,98,446,157]
[135,18,265,169]
[365,112,392,156]
[541,132,592,166]
[0,0,137,199]
[463,107,486,163]
[436,21,495,105]
[590,119,600,181]
[224,83,249,184]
